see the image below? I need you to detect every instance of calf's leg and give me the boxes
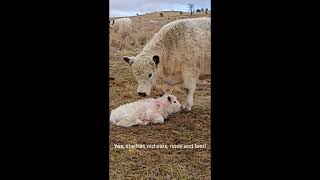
[116,117,143,127]
[152,114,165,124]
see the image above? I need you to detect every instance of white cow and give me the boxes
[110,18,132,38]
[123,17,211,111]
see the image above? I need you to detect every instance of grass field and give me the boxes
[109,10,212,179]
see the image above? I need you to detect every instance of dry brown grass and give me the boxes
[109,11,212,179]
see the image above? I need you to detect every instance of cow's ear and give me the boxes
[153,55,160,65]
[123,56,134,65]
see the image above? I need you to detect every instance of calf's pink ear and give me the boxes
[156,103,161,110]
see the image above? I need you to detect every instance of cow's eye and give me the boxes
[148,73,152,78]
[174,101,176,103]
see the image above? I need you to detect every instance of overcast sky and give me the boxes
[110,0,211,17]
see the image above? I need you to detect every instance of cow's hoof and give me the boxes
[181,108,190,113]
[181,105,192,112]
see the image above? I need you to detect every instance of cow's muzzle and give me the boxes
[138,92,147,97]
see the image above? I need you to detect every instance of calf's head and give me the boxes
[158,94,181,114]
[123,55,160,97]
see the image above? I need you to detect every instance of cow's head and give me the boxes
[109,20,115,28]
[123,54,160,97]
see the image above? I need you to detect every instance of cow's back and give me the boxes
[155,17,211,79]
[180,18,211,77]
[113,18,132,35]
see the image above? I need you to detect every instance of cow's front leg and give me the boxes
[182,72,198,111]
[182,88,195,112]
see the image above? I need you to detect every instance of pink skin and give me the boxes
[144,96,171,124]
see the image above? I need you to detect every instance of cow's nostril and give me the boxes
[138,92,146,97]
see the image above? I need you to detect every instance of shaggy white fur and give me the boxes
[123,17,211,111]
[110,18,132,38]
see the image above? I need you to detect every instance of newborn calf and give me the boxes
[110,94,181,127]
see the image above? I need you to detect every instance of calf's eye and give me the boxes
[148,73,152,78]
[174,101,176,103]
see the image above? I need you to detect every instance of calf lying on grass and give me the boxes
[110,94,181,127]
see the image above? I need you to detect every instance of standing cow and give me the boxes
[109,17,132,38]
[123,17,211,111]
